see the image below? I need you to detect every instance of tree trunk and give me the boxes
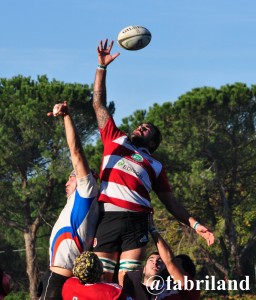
[24,228,39,300]
[220,182,244,281]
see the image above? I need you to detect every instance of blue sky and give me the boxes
[1,0,256,125]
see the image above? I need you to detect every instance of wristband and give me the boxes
[193,221,200,230]
[97,64,107,70]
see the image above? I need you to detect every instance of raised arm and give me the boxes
[149,216,185,286]
[93,39,120,129]
[157,191,214,246]
[48,101,90,178]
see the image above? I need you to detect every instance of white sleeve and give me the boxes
[76,172,98,198]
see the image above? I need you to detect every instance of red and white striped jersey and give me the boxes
[98,117,172,212]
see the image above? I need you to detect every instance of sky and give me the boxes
[1,0,256,125]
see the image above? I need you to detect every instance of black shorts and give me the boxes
[38,269,69,300]
[93,211,149,252]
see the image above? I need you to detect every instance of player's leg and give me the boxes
[118,211,149,285]
[93,212,122,282]
[93,251,119,282]
[118,246,146,286]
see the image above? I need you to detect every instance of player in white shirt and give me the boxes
[38,102,99,300]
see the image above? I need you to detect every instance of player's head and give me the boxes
[73,251,103,284]
[131,123,162,153]
[0,269,13,297]
[143,251,165,280]
[65,170,77,198]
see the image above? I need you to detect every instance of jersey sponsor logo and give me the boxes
[117,159,125,166]
[140,234,148,243]
[123,164,142,179]
[116,159,143,179]
[131,153,143,162]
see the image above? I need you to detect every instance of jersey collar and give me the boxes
[138,147,151,155]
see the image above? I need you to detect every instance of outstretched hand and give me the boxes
[97,39,120,67]
[47,101,69,117]
[195,224,215,246]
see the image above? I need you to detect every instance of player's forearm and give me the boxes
[169,203,198,229]
[168,201,198,229]
[64,114,89,175]
[151,231,175,263]
[93,69,110,129]
[151,231,184,285]
[64,114,79,151]
[169,201,191,226]
[158,192,192,227]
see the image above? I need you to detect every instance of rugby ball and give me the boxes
[117,26,151,51]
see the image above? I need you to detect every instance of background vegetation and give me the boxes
[0,77,256,299]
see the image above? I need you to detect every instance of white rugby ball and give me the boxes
[117,25,151,51]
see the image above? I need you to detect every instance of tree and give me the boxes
[146,83,256,284]
[113,83,256,292]
[0,75,114,299]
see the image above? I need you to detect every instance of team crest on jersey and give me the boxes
[93,238,97,248]
[131,153,143,162]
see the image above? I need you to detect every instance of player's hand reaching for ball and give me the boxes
[47,101,69,117]
[97,39,120,67]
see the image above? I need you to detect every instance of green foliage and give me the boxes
[0,75,107,294]
[116,83,256,293]
[3,76,255,295]
[84,139,104,173]
[5,291,30,300]
[119,109,147,135]
[201,292,256,299]
[0,75,94,226]
[146,83,256,282]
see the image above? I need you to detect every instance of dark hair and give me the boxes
[146,251,159,260]
[175,254,196,278]
[147,122,162,153]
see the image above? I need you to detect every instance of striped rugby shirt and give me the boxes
[98,117,172,212]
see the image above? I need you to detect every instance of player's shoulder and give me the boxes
[75,173,98,198]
